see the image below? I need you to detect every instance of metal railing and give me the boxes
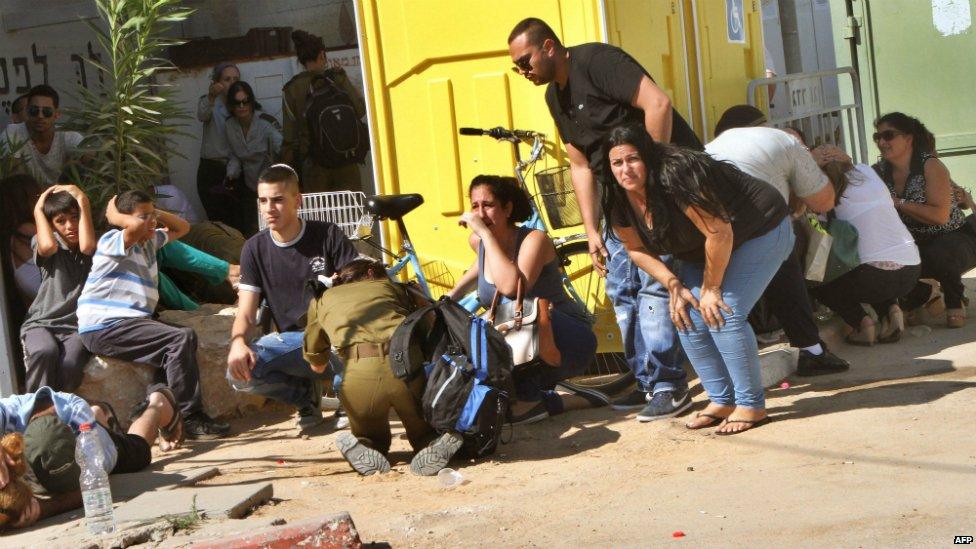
[747,67,869,164]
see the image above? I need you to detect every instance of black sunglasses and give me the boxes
[873,130,903,142]
[510,52,533,74]
[28,105,55,118]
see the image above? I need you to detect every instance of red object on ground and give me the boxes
[276,459,285,464]
[192,512,362,548]
[672,531,685,538]
[780,382,791,389]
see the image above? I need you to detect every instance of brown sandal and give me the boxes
[715,416,772,436]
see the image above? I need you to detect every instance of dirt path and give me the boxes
[155,319,976,548]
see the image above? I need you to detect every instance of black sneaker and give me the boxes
[410,431,464,476]
[555,381,611,407]
[636,389,691,422]
[797,346,850,377]
[335,432,390,475]
[184,412,231,439]
[509,402,549,425]
[611,389,649,411]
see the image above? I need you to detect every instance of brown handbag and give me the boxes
[485,277,562,367]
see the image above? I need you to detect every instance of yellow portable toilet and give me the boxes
[355,0,766,371]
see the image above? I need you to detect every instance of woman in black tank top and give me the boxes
[601,124,792,435]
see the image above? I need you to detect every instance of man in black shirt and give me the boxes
[508,18,701,420]
[226,164,358,431]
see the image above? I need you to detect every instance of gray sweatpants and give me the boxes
[79,318,203,416]
[22,327,90,392]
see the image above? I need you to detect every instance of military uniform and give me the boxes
[281,67,367,194]
[303,279,433,454]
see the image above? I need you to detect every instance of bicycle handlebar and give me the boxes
[458,126,541,140]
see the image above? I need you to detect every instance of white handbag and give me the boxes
[483,278,561,367]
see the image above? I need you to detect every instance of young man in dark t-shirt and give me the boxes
[226,164,358,430]
[508,18,702,421]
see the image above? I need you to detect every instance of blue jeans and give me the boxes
[676,218,794,410]
[604,236,687,394]
[514,309,597,414]
[227,331,336,409]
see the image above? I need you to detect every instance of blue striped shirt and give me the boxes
[77,228,169,333]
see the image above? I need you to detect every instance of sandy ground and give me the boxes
[135,316,976,548]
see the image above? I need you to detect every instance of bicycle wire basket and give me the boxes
[535,166,582,230]
[257,190,373,240]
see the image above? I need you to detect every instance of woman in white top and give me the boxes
[224,80,282,236]
[196,63,240,227]
[811,159,921,345]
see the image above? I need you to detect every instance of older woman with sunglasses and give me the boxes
[872,112,976,328]
[224,80,282,236]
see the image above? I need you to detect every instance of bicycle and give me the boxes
[287,128,633,394]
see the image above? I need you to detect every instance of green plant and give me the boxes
[66,0,193,207]
[0,136,28,181]
[164,494,203,533]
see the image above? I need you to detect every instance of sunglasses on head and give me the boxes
[873,129,903,142]
[28,106,55,118]
[510,52,533,74]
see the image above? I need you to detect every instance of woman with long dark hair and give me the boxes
[872,112,976,328]
[601,124,792,434]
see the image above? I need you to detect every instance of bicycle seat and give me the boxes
[366,194,424,220]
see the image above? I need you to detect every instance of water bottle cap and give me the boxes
[79,422,93,432]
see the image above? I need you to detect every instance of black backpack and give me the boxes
[389,296,513,458]
[303,71,369,168]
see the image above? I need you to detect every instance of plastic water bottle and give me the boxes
[75,422,116,535]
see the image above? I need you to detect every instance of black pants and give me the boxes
[762,248,821,348]
[80,318,203,416]
[196,158,234,226]
[107,429,152,474]
[902,224,976,310]
[813,263,921,328]
[21,328,89,392]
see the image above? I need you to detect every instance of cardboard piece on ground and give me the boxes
[114,482,273,525]
[109,466,221,500]
[759,344,798,387]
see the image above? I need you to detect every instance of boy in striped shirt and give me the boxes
[78,190,230,440]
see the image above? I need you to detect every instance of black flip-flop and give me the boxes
[715,416,772,436]
[684,412,727,430]
[87,399,123,434]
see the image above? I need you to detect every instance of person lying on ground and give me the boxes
[447,175,607,425]
[0,386,182,529]
[21,184,95,393]
[77,190,230,440]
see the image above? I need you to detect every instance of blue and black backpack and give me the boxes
[389,296,513,458]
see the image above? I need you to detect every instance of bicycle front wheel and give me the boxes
[555,239,634,395]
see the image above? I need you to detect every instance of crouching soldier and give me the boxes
[303,259,463,476]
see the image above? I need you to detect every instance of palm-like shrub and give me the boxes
[66,0,193,206]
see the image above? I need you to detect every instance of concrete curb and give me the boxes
[191,512,363,549]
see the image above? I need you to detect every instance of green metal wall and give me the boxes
[830,0,976,186]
